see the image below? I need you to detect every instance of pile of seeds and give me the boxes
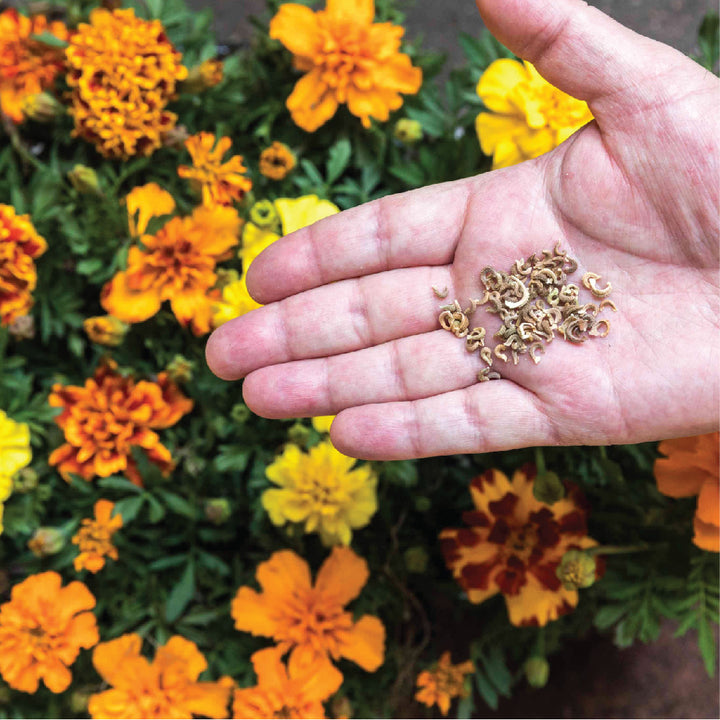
[436,244,616,381]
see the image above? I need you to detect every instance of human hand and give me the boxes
[206,0,719,460]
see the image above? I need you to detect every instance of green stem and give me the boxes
[587,543,653,556]
[534,446,546,474]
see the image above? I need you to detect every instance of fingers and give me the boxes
[205,265,454,381]
[328,382,552,460]
[474,0,689,119]
[246,177,475,304]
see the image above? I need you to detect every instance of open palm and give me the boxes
[206,0,719,460]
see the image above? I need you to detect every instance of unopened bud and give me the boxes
[288,422,311,449]
[70,687,93,714]
[8,314,35,340]
[331,695,353,719]
[414,496,432,513]
[249,200,280,231]
[83,315,128,347]
[68,165,102,196]
[230,403,251,424]
[524,657,549,688]
[404,546,429,574]
[204,498,231,525]
[166,354,195,384]
[0,684,10,705]
[163,124,190,149]
[182,59,224,93]
[28,527,65,557]
[13,467,38,493]
[22,91,64,122]
[556,549,597,591]
[532,470,565,505]
[394,118,423,144]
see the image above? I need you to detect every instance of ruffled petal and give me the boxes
[338,614,385,671]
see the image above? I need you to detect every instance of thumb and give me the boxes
[474,0,694,118]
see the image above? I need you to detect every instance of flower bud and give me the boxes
[414,496,432,513]
[166,354,195,384]
[163,124,190,149]
[524,657,549,688]
[394,118,423,144]
[13,468,38,493]
[7,314,35,340]
[532,470,565,505]
[83,315,128,347]
[22,91,64,122]
[70,688,93,714]
[204,498,231,525]
[68,165,102,195]
[288,422,311,449]
[331,695,353,719]
[249,200,280,230]
[182,59,224,93]
[404,546,429,574]
[556,548,597,591]
[230,403,251,424]
[28,527,65,557]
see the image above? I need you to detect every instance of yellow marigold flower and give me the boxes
[83,315,128,346]
[269,0,422,131]
[232,647,342,719]
[439,465,601,627]
[311,415,334,434]
[654,433,719,552]
[49,358,193,487]
[259,141,297,180]
[0,409,31,535]
[178,132,252,206]
[263,440,378,546]
[72,499,123,573]
[0,204,47,326]
[475,59,593,169]
[101,202,241,335]
[88,634,233,719]
[415,651,474,716]
[232,546,385,671]
[0,8,69,123]
[65,8,187,159]
[0,571,98,693]
[211,272,261,328]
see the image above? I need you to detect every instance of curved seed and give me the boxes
[432,285,449,298]
[528,342,545,365]
[599,299,618,313]
[589,319,610,337]
[480,347,493,366]
[494,345,508,362]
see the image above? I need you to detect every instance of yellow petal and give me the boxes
[275,195,340,235]
[476,59,528,114]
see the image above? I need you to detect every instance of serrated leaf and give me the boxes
[475,670,498,710]
[114,496,145,524]
[698,613,717,677]
[158,490,197,519]
[326,138,352,184]
[482,646,512,696]
[97,476,143,493]
[165,562,195,624]
[594,604,627,630]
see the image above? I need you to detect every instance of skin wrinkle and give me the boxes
[387,338,412,403]
[371,197,396,272]
[349,274,380,349]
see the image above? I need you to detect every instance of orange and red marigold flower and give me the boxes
[101,183,241,335]
[269,0,422,131]
[231,546,385,673]
[0,8,69,123]
[0,204,47,327]
[654,432,719,552]
[48,358,193,487]
[88,634,233,719]
[0,571,98,693]
[440,466,601,627]
[415,651,474,717]
[72,499,123,573]
[65,7,187,159]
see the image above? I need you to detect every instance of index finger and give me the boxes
[246,176,476,304]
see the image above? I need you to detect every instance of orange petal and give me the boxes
[326,0,375,24]
[287,70,338,132]
[269,4,322,59]
[92,634,144,685]
[339,614,385,671]
[155,636,208,681]
[693,514,720,553]
[314,546,369,606]
[696,478,720,526]
[230,587,281,638]
[100,271,163,324]
[257,549,312,598]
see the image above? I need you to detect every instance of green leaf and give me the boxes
[456,694,474,719]
[30,32,69,48]
[114,496,145,524]
[698,612,717,677]
[475,670,499,710]
[326,138,352,185]
[697,12,719,72]
[482,646,512,697]
[158,490,197,519]
[594,603,627,630]
[145,494,166,523]
[97,476,143,494]
[165,562,196,624]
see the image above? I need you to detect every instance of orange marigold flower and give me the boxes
[0,571,98,693]
[72,499,123,573]
[0,204,47,326]
[269,0,422,131]
[440,466,601,627]
[178,132,252,206]
[88,634,233,719]
[48,358,193,487]
[654,433,719,552]
[101,197,241,335]
[231,546,385,672]
[259,141,297,181]
[65,8,187,159]
[232,647,342,719]
[415,651,474,717]
[0,8,69,123]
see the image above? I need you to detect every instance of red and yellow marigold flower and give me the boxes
[0,571,98,693]
[0,204,47,326]
[269,0,422,131]
[48,358,193,487]
[65,8,187,159]
[654,433,719,552]
[101,184,241,335]
[232,647,342,719]
[475,59,593,169]
[231,546,385,672]
[0,8,69,123]
[178,132,252,206]
[440,466,600,627]
[415,651,474,717]
[72,499,123,573]
[88,634,233,719]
